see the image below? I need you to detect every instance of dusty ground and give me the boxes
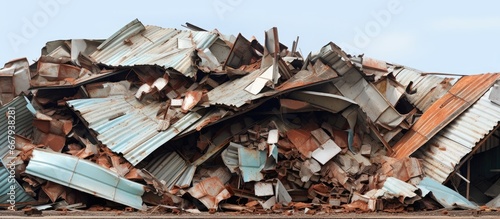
[0,209,499,218]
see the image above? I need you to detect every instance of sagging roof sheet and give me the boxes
[391,73,500,159]
[25,149,145,210]
[67,96,203,165]
[413,85,500,183]
[392,66,454,112]
[90,19,219,78]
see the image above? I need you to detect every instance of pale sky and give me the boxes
[1,0,499,74]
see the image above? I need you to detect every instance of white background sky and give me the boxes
[1,0,499,74]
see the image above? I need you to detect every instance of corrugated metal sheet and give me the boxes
[0,96,33,161]
[144,152,196,190]
[381,177,418,199]
[206,57,339,109]
[0,165,36,207]
[206,67,271,108]
[391,73,500,159]
[91,19,219,78]
[333,69,407,131]
[67,96,203,165]
[418,177,478,209]
[26,149,145,210]
[392,66,455,112]
[413,86,500,183]
[313,43,409,142]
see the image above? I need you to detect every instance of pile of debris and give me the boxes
[1,19,500,215]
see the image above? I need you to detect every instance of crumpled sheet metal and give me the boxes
[91,19,219,78]
[26,149,146,210]
[381,177,418,202]
[187,176,231,210]
[205,59,339,109]
[418,177,478,210]
[67,96,203,165]
[392,66,454,112]
[0,58,30,105]
[143,152,191,190]
[315,43,409,141]
[391,73,500,159]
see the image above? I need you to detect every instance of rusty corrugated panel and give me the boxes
[91,20,219,78]
[67,96,203,165]
[413,84,500,183]
[392,66,455,112]
[391,73,500,159]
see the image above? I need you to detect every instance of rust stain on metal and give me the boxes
[362,57,388,72]
[187,176,231,210]
[390,73,500,159]
[286,129,319,158]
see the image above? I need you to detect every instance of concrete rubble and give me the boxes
[1,19,500,215]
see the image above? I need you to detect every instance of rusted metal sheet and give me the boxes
[413,83,500,183]
[187,176,231,211]
[0,58,30,105]
[31,60,124,89]
[391,73,500,159]
[224,34,260,69]
[361,57,389,82]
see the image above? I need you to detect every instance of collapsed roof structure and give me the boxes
[1,19,499,214]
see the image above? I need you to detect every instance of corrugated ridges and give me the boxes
[414,86,500,183]
[67,96,203,165]
[391,73,500,159]
[91,22,219,78]
[0,96,33,161]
